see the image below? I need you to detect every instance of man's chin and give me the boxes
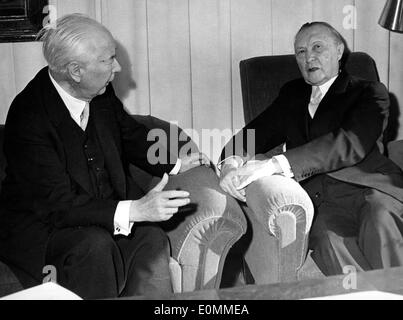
[305,76,325,86]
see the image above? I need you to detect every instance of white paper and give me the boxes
[1,282,82,300]
[304,290,403,300]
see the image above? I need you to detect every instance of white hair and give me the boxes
[37,13,112,75]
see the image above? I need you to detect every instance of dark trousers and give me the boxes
[304,175,403,275]
[45,224,172,299]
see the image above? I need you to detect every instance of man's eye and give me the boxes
[296,49,305,55]
[314,44,322,50]
[101,58,114,63]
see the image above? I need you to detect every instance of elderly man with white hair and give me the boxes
[0,13,209,299]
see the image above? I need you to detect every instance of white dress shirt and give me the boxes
[49,72,181,236]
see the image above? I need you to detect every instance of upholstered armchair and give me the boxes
[228,52,403,284]
[0,115,247,297]
[128,116,247,293]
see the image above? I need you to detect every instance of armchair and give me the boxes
[230,52,403,284]
[0,115,247,297]
[128,115,247,293]
[240,52,380,124]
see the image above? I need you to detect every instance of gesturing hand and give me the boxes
[179,152,210,173]
[129,173,190,222]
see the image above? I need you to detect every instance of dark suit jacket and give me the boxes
[222,71,403,202]
[0,67,175,281]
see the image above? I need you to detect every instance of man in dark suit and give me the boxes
[219,22,403,276]
[0,14,209,299]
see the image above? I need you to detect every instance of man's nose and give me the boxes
[306,50,316,63]
[113,58,122,73]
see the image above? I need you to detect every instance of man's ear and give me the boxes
[66,62,82,83]
[337,42,345,61]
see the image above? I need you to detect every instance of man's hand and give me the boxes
[129,173,190,222]
[179,152,210,173]
[236,159,280,189]
[219,164,246,202]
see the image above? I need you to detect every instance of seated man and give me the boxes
[0,14,210,299]
[219,21,403,277]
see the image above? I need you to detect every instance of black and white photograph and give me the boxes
[0,0,402,309]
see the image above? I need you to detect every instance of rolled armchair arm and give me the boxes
[243,175,314,283]
[246,175,313,247]
[160,166,247,292]
[129,115,247,292]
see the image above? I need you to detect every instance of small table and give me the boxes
[166,266,403,300]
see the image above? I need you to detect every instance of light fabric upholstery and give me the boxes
[131,115,248,292]
[163,166,247,292]
[243,175,314,283]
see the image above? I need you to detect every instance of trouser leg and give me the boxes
[116,224,172,298]
[46,224,172,299]
[309,205,372,275]
[359,189,403,269]
[309,177,403,275]
[45,226,125,299]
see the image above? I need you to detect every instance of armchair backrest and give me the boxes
[240,52,380,124]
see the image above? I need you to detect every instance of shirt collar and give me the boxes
[316,74,338,97]
[48,71,88,125]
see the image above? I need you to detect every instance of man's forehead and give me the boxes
[84,31,115,50]
[295,25,334,45]
[77,31,116,62]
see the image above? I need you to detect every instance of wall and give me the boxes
[0,0,402,163]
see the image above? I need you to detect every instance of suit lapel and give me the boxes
[309,72,351,138]
[291,82,312,143]
[315,72,350,112]
[40,68,92,195]
[91,96,127,199]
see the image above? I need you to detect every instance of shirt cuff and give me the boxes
[272,154,294,178]
[114,200,134,236]
[236,158,276,189]
[169,158,181,175]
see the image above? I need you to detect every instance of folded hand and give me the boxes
[236,160,276,190]
[219,165,246,202]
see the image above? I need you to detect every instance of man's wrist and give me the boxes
[271,158,283,174]
[220,163,237,176]
[217,155,244,172]
[129,200,141,223]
